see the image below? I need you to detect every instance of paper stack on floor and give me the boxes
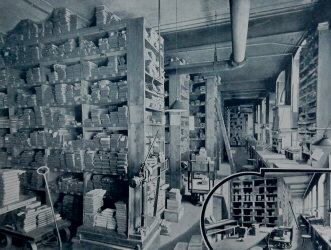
[0,169,23,206]
[94,208,117,230]
[115,201,127,234]
[164,188,184,223]
[188,235,203,250]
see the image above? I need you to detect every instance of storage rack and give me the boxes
[189,76,207,154]
[165,67,190,189]
[231,178,280,227]
[227,106,247,147]
[0,9,166,245]
[298,24,331,157]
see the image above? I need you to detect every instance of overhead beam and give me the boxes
[165,31,304,55]
[283,176,310,185]
[219,80,273,92]
[163,2,329,51]
[222,92,267,100]
[289,184,307,189]
[224,98,260,106]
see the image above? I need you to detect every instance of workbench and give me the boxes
[210,227,271,250]
[301,215,331,250]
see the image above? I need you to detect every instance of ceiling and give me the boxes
[0,0,330,104]
[0,0,316,34]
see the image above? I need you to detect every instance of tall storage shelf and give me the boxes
[227,106,248,147]
[231,178,289,227]
[165,67,190,190]
[298,23,331,154]
[0,14,166,246]
[188,75,218,195]
[189,76,207,154]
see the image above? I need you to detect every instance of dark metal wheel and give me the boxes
[0,233,12,248]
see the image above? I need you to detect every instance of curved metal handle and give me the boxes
[37,166,49,176]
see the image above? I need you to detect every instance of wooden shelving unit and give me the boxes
[231,177,290,227]
[188,75,218,195]
[298,23,331,155]
[189,76,206,154]
[0,7,166,246]
[226,106,252,147]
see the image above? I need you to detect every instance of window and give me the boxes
[312,185,317,216]
[318,174,325,219]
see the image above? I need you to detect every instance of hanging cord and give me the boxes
[214,11,218,64]
[158,0,161,78]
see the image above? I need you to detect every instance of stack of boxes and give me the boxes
[84,150,128,175]
[94,208,117,230]
[0,169,23,206]
[52,8,77,34]
[188,235,203,250]
[191,148,214,172]
[84,105,128,128]
[15,201,62,232]
[0,92,8,108]
[58,176,84,194]
[95,5,121,26]
[89,80,127,103]
[164,188,184,223]
[115,201,127,234]
[83,189,106,227]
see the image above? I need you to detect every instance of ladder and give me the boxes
[215,100,236,173]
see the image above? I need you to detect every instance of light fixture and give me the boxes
[165,0,187,114]
[166,98,186,113]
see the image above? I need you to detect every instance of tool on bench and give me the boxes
[37,166,62,250]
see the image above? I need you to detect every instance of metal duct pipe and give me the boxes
[230,0,251,65]
[165,0,251,74]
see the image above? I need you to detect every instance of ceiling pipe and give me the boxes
[166,0,251,74]
[230,0,251,65]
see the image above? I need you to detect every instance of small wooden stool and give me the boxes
[301,234,312,246]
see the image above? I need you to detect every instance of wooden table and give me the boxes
[311,225,331,250]
[211,229,270,250]
[255,150,286,168]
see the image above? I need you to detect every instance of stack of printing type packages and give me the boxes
[25,169,44,190]
[164,188,184,223]
[66,63,81,80]
[81,39,99,56]
[0,169,24,206]
[42,39,78,59]
[58,176,84,194]
[0,117,10,128]
[0,67,25,87]
[15,90,37,107]
[26,67,42,84]
[11,150,45,168]
[37,205,61,228]
[15,200,41,232]
[52,8,77,34]
[62,195,74,220]
[0,92,8,108]
[29,130,46,147]
[94,208,117,230]
[115,201,127,234]
[48,64,67,83]
[95,5,121,26]
[82,61,98,79]
[83,189,106,227]
[54,84,67,105]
